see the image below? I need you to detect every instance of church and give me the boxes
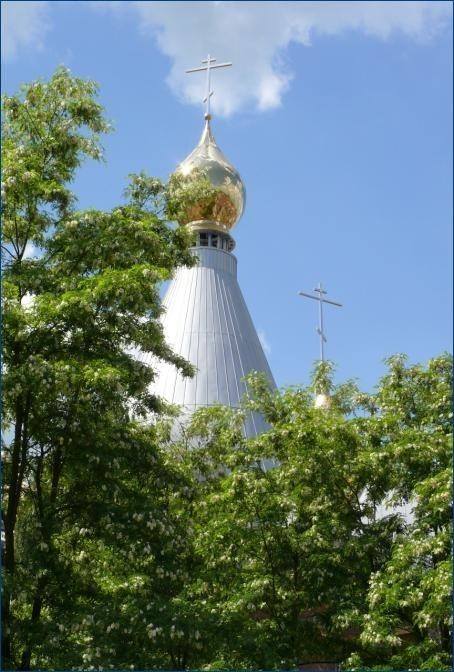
[144,58,276,436]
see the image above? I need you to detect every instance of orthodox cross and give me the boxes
[299,283,342,362]
[186,54,232,118]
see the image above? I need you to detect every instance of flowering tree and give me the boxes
[2,68,451,671]
[1,67,195,669]
[167,357,452,670]
[354,354,452,670]
[165,374,391,667]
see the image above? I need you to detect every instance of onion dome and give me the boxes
[174,114,246,233]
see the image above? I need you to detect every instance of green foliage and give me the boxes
[2,67,196,670]
[165,169,220,225]
[2,67,452,671]
[311,359,335,396]
[162,356,452,670]
[355,353,453,671]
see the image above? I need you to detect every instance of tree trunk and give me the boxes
[2,391,30,667]
[20,588,44,671]
[19,443,64,668]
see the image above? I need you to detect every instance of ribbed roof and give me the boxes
[144,245,276,437]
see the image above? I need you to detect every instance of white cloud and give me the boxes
[1,1,50,61]
[258,329,272,357]
[95,1,452,116]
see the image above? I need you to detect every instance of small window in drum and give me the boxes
[199,233,208,246]
[211,234,218,248]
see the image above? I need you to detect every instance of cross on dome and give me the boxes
[299,283,342,362]
[186,54,232,119]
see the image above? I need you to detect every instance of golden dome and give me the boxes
[174,115,246,232]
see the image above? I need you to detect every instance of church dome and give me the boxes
[174,115,246,232]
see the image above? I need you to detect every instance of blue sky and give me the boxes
[2,1,452,392]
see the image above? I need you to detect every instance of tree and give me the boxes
[352,354,452,670]
[165,356,452,670]
[161,372,384,667]
[3,68,451,672]
[2,67,196,669]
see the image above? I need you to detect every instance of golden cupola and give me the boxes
[174,113,246,233]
